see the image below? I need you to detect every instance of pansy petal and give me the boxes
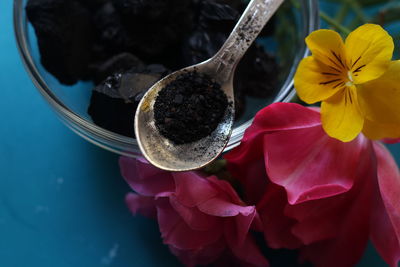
[371,143,400,267]
[358,60,400,125]
[362,118,400,141]
[306,29,346,70]
[345,24,393,84]
[321,87,364,142]
[294,57,346,104]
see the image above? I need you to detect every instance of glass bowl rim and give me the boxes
[13,0,320,157]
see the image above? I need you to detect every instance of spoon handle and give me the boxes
[212,0,284,80]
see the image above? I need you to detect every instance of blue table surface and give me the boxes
[1,1,399,266]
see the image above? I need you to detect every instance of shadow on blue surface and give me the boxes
[0,1,179,266]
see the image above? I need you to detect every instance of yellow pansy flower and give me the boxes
[294,24,400,142]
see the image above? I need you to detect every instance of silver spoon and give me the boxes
[135,0,284,171]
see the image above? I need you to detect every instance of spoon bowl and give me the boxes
[135,61,235,171]
[135,0,284,171]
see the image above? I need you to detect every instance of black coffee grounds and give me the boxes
[154,71,229,144]
[27,0,279,138]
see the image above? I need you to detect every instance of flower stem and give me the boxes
[335,2,350,24]
[320,11,351,36]
[349,0,369,23]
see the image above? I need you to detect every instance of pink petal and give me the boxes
[169,196,221,231]
[206,177,266,234]
[125,193,157,219]
[173,172,218,207]
[251,212,264,232]
[285,198,343,244]
[164,220,222,251]
[264,125,369,204]
[156,198,181,238]
[234,213,256,245]
[228,234,270,267]
[382,138,400,144]
[224,103,320,207]
[156,198,222,250]
[207,176,246,206]
[257,183,302,249]
[225,103,366,205]
[299,207,370,267]
[225,103,321,172]
[119,157,175,196]
[286,141,375,246]
[224,212,256,249]
[375,143,400,237]
[297,145,375,267]
[370,189,400,267]
[226,158,269,205]
[248,103,322,134]
[371,142,400,266]
[198,197,255,217]
[169,239,226,267]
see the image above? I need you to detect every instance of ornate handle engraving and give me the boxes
[212,0,285,80]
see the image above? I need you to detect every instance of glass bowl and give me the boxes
[14,0,319,157]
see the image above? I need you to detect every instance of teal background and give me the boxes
[0,0,399,266]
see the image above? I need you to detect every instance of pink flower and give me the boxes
[225,103,400,267]
[119,157,268,267]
